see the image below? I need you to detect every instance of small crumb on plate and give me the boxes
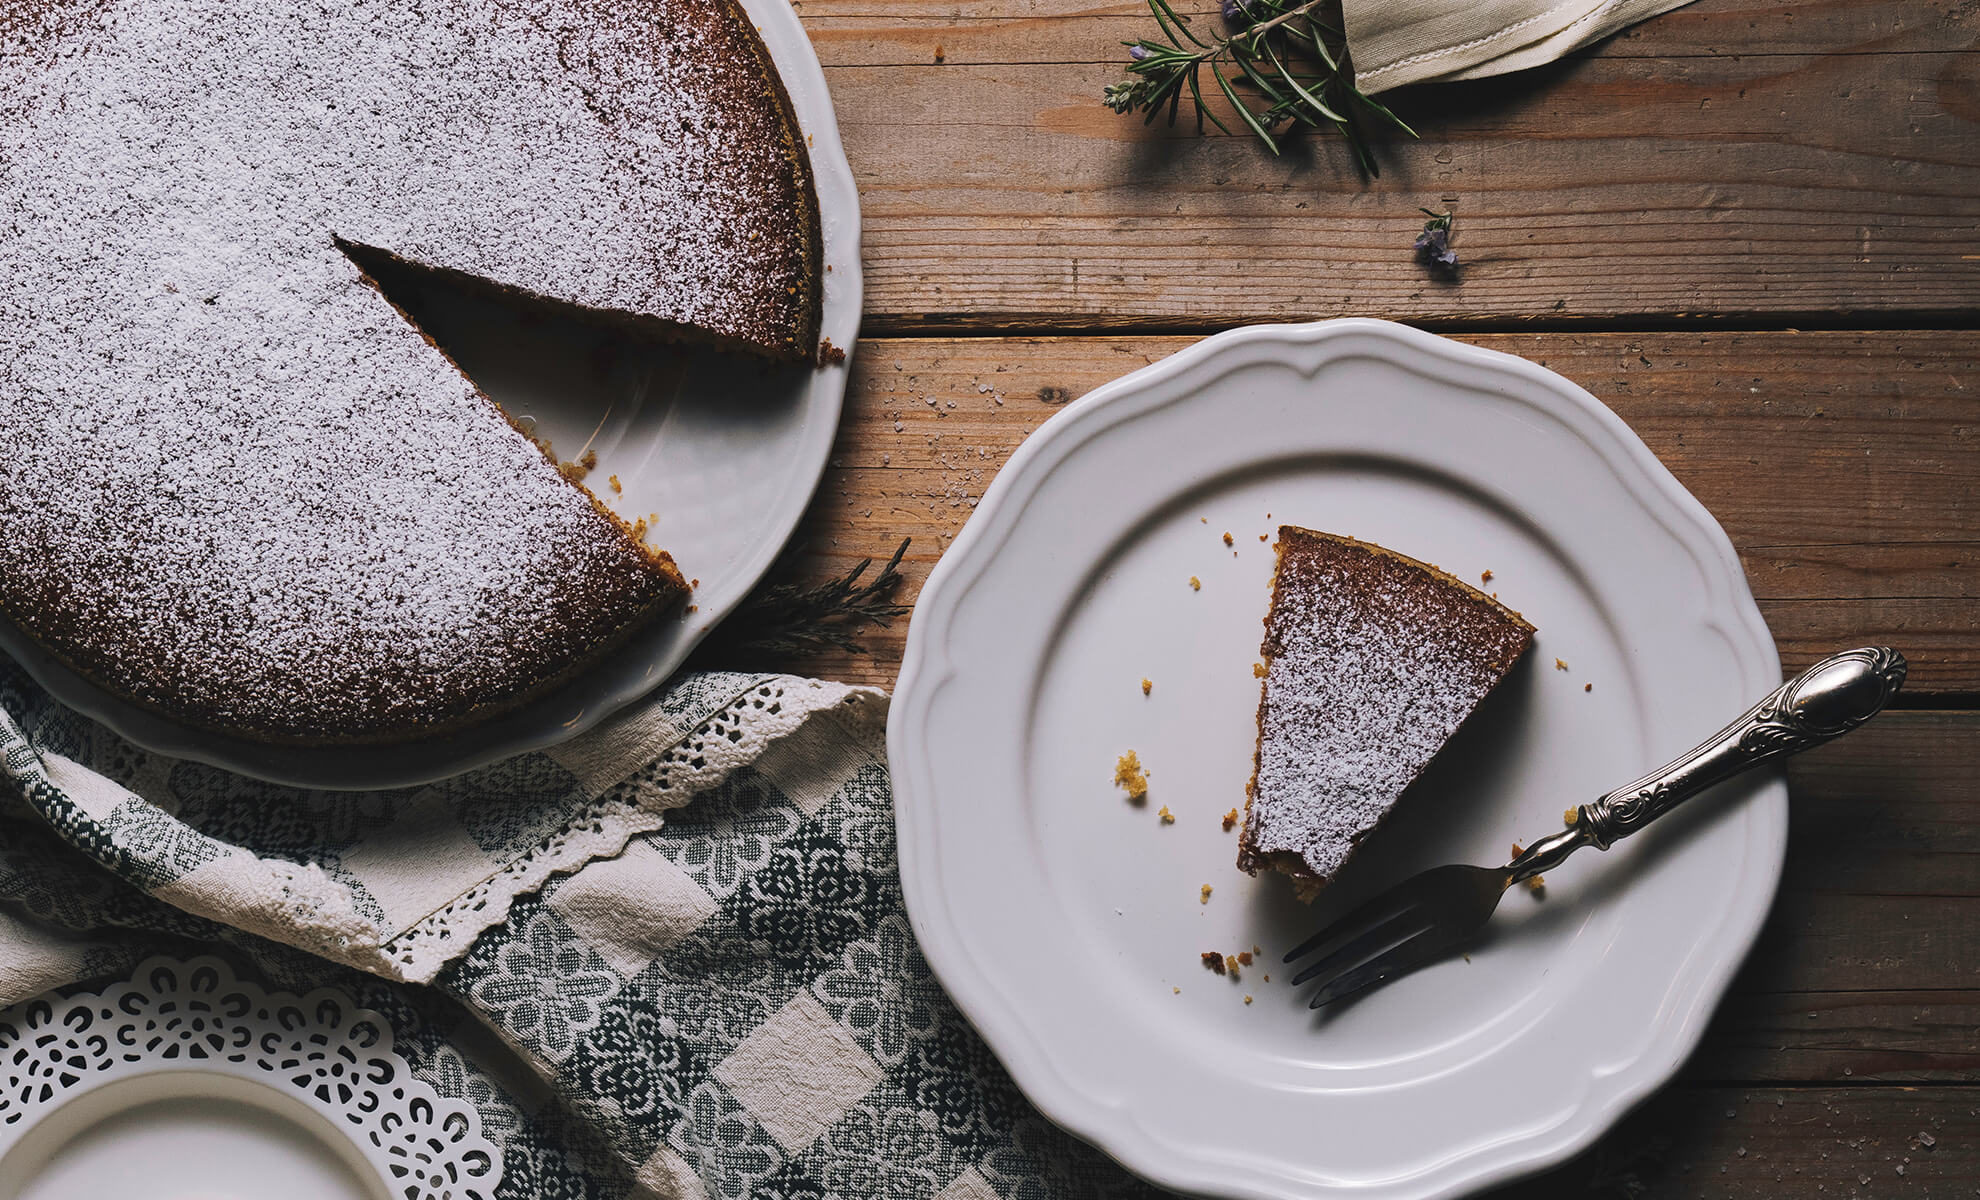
[1114,751,1149,803]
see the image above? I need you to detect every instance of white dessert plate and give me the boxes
[888,319,1785,1199]
[0,0,860,789]
[0,958,496,1200]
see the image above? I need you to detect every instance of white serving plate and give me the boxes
[0,958,494,1200]
[0,0,860,789]
[888,319,1785,1199]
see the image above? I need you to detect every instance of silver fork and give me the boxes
[1284,646,1908,1009]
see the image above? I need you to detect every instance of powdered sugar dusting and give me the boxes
[1244,528,1533,887]
[0,0,839,739]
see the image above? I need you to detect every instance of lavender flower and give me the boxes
[1129,44,1152,61]
[1221,0,1256,23]
[1415,210,1457,273]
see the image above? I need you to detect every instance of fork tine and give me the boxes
[1306,923,1471,1009]
[1285,906,1428,988]
[1282,879,1426,964]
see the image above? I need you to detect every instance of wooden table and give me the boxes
[757,0,1980,1191]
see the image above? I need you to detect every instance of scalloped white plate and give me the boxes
[888,319,1784,1199]
[0,957,496,1200]
[0,0,860,789]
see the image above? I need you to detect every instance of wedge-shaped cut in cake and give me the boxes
[0,0,823,744]
[1239,527,1535,899]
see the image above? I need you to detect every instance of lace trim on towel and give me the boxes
[382,678,876,982]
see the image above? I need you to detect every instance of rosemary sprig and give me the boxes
[697,538,912,663]
[1103,0,1414,170]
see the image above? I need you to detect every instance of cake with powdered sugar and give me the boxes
[1239,527,1534,899]
[0,0,822,744]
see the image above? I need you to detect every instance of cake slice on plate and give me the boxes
[1239,527,1535,899]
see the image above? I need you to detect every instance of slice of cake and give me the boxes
[1239,527,1534,899]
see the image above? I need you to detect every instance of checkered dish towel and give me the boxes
[0,663,1158,1199]
[1344,0,1697,93]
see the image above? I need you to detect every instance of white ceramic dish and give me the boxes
[0,958,496,1200]
[888,319,1785,1199]
[0,0,860,789]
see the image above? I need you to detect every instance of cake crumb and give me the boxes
[1258,534,1267,541]
[1222,531,1234,546]
[1555,657,1569,671]
[1173,986,1181,994]
[579,449,597,471]
[1564,807,1579,826]
[1236,951,1253,966]
[1526,875,1545,894]
[1481,569,1493,584]
[1189,575,1201,591]
[1262,974,1269,982]
[1224,955,1241,978]
[1252,661,1267,678]
[1200,517,1207,523]
[1511,841,1524,858]
[1157,805,1175,824]
[1221,808,1239,831]
[1141,677,1152,695]
[816,338,847,366]
[932,43,944,62]
[1114,751,1149,803]
[1201,951,1225,974]
[1585,682,1593,692]
[1199,883,1212,904]
[1244,995,1254,1005]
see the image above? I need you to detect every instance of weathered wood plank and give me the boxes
[1481,1086,1977,1198]
[1693,990,1980,1084]
[794,0,1960,63]
[798,0,1980,326]
[755,331,1980,692]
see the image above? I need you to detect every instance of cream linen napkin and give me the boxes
[0,663,1160,1198]
[1344,0,1695,93]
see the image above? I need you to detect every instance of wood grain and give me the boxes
[794,0,1980,328]
[750,330,1980,693]
[1484,1086,1977,1198]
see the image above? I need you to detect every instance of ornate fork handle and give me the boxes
[1575,647,1908,851]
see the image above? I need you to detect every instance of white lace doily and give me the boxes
[0,956,500,1199]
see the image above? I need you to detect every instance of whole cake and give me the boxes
[1239,527,1534,898]
[0,0,823,744]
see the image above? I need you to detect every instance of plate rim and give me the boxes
[887,317,1785,1199]
[0,0,862,790]
[0,954,497,1199]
